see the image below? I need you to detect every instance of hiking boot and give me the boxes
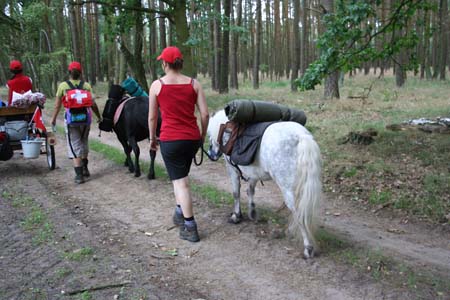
[74,167,85,184]
[180,225,200,242]
[172,211,184,226]
[82,158,90,177]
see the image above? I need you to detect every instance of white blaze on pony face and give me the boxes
[207,110,229,157]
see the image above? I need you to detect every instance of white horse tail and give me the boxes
[290,133,322,254]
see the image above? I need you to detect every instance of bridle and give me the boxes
[193,144,221,166]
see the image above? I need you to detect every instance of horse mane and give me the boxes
[208,109,229,142]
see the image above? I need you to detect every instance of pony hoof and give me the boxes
[134,172,141,177]
[303,246,314,259]
[147,173,155,180]
[248,209,257,221]
[228,213,242,224]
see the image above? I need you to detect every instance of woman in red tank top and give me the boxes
[148,46,209,243]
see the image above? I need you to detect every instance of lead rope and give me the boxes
[224,155,249,182]
[193,144,221,166]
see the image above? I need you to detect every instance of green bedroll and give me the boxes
[224,99,307,125]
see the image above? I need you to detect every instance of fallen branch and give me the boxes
[150,254,175,260]
[67,281,131,295]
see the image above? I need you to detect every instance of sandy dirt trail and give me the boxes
[0,126,448,299]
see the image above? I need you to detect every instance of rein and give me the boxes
[193,144,221,166]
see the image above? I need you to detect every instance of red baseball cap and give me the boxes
[68,61,82,72]
[10,60,23,71]
[157,46,183,64]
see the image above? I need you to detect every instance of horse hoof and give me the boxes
[228,213,242,224]
[303,246,314,259]
[134,172,141,177]
[147,173,155,180]
[248,209,257,221]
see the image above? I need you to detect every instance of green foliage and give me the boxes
[296,0,430,91]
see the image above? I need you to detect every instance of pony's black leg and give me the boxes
[147,149,156,180]
[128,136,141,177]
[247,179,258,220]
[226,162,242,224]
[118,136,134,172]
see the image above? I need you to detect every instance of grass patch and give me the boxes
[2,189,54,245]
[89,139,168,179]
[64,247,94,261]
[318,228,450,298]
[316,228,350,253]
[191,183,233,206]
[368,189,392,205]
[78,291,92,300]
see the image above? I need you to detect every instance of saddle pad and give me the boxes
[230,121,274,166]
[113,97,135,125]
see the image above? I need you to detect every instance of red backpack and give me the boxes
[63,81,93,126]
[63,80,93,109]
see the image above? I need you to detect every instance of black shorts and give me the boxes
[160,140,201,180]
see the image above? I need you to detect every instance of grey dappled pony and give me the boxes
[207,110,322,258]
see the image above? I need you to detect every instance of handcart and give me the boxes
[0,104,56,170]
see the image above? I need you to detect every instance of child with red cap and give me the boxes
[6,60,33,106]
[51,61,102,184]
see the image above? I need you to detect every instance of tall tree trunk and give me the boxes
[424,10,432,79]
[68,1,80,63]
[172,0,195,76]
[148,0,158,81]
[55,0,67,80]
[213,0,222,90]
[86,3,96,85]
[420,8,428,79]
[291,0,300,91]
[432,8,439,79]
[274,0,281,79]
[159,1,167,49]
[439,0,448,80]
[230,0,242,89]
[266,0,273,80]
[282,0,290,78]
[220,0,231,93]
[253,0,261,89]
[93,3,102,82]
[301,0,309,75]
[322,0,340,99]
[119,0,148,91]
[74,0,87,80]
[209,7,216,88]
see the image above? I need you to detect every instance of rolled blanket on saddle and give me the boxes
[121,77,148,97]
[225,99,307,125]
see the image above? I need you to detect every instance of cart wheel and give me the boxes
[45,136,55,170]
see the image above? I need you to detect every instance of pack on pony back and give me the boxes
[63,80,93,126]
[218,121,245,155]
